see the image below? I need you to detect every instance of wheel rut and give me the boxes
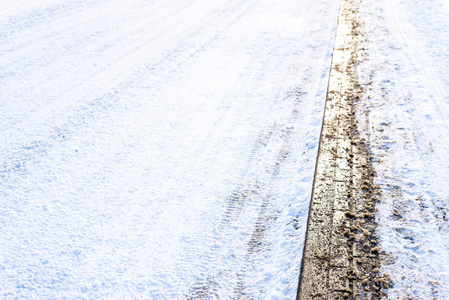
[297,0,391,299]
[187,88,307,299]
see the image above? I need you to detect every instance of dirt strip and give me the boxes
[296,0,391,299]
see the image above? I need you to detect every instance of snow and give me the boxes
[5,0,448,298]
[355,0,449,298]
[0,0,340,298]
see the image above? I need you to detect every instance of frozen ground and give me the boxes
[355,0,449,298]
[0,0,340,298]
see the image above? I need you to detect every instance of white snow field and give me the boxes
[0,0,340,298]
[356,0,449,298]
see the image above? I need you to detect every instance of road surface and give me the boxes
[0,0,340,298]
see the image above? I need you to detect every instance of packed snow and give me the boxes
[0,0,340,298]
[355,0,449,298]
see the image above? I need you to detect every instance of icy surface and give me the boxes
[0,0,340,298]
[356,0,449,298]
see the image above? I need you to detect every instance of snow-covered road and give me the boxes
[0,0,340,298]
[356,0,449,298]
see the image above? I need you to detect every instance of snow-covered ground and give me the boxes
[356,0,449,298]
[4,0,448,298]
[0,0,340,298]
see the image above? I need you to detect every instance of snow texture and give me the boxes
[0,0,340,298]
[356,0,449,298]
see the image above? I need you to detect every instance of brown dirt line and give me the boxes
[296,0,391,299]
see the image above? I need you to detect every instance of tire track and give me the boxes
[297,0,391,298]
[185,0,343,295]
[0,0,261,179]
[187,88,306,299]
